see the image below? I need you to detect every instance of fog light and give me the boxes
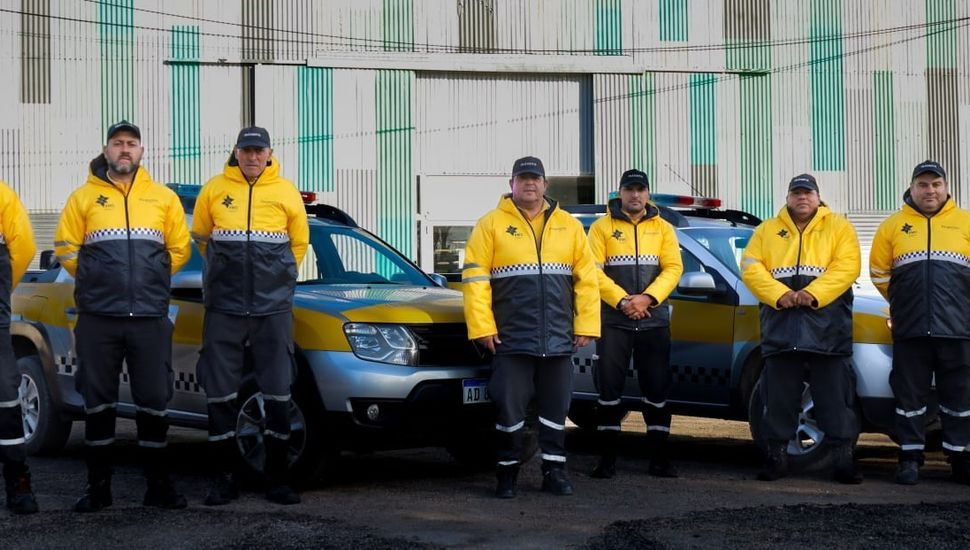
[366,404,380,421]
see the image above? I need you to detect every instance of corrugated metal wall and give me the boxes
[3,0,970,266]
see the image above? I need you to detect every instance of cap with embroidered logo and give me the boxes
[235,126,271,149]
[788,174,819,193]
[106,120,141,142]
[511,156,545,178]
[619,169,649,189]
[911,160,946,180]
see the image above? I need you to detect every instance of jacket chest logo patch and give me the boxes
[611,230,625,242]
[96,195,108,207]
[901,223,914,235]
[505,225,522,237]
[776,229,789,238]
[222,194,235,208]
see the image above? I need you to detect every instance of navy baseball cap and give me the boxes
[788,173,819,193]
[235,126,272,149]
[912,160,946,180]
[619,169,649,189]
[106,120,141,141]
[511,156,545,178]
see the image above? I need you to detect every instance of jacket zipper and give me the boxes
[792,221,805,351]
[245,181,255,316]
[925,214,932,336]
[119,178,134,316]
[632,217,642,331]
[522,206,549,356]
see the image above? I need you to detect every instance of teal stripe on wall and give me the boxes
[383,0,414,52]
[727,34,772,218]
[297,66,334,193]
[630,73,657,187]
[926,0,957,69]
[376,70,415,262]
[170,25,201,185]
[99,0,134,135]
[810,0,845,171]
[659,0,688,42]
[595,0,622,55]
[873,71,896,211]
[690,74,716,166]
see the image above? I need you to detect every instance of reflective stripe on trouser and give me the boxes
[74,314,174,470]
[489,354,573,466]
[891,338,970,462]
[0,325,27,464]
[760,352,857,444]
[196,311,296,447]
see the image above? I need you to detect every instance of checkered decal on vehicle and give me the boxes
[174,372,202,393]
[604,255,659,266]
[671,364,730,386]
[55,354,77,375]
[770,265,825,279]
[572,355,594,374]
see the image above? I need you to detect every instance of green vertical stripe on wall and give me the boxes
[99,0,134,135]
[690,74,716,166]
[170,25,201,185]
[810,0,845,171]
[873,71,896,211]
[630,73,657,187]
[926,0,956,69]
[382,0,414,52]
[727,38,773,219]
[595,0,622,55]
[376,70,415,263]
[297,67,334,193]
[659,0,688,42]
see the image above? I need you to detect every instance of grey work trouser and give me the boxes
[0,324,26,465]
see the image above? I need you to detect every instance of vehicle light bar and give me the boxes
[300,191,317,204]
[651,193,722,209]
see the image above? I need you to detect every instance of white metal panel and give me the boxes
[493,0,594,54]
[335,168,378,233]
[315,0,383,55]
[593,73,630,203]
[654,73,692,195]
[253,64,299,182]
[333,69,377,171]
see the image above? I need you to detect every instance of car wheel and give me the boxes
[19,355,72,455]
[748,378,858,472]
[234,380,332,484]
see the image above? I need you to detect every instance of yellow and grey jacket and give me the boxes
[869,192,970,340]
[462,195,600,356]
[741,205,860,357]
[191,155,309,316]
[0,181,36,326]
[54,156,190,317]
[588,198,683,330]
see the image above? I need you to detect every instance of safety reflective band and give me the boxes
[642,398,666,408]
[895,406,927,418]
[538,416,565,431]
[940,405,970,418]
[497,460,519,466]
[942,442,967,452]
[495,421,524,433]
[136,406,168,417]
[138,440,167,448]
[264,430,290,440]
[647,425,671,432]
[900,444,925,451]
[0,398,21,408]
[540,453,566,463]
[462,276,490,283]
[261,393,290,402]
[206,393,238,404]
[597,425,621,431]
[85,402,118,414]
[84,438,115,446]
[597,398,621,406]
[0,437,26,446]
[208,431,236,442]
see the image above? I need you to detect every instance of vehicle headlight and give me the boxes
[343,323,419,366]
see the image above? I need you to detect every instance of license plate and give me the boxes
[462,378,490,404]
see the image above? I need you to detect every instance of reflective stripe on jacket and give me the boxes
[462,194,600,356]
[0,181,36,327]
[191,155,309,316]
[54,156,190,316]
[588,198,683,330]
[741,205,860,357]
[869,193,970,340]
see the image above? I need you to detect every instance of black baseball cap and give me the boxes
[619,169,649,189]
[511,156,545,178]
[106,120,141,141]
[235,126,272,149]
[912,159,946,180]
[788,173,819,193]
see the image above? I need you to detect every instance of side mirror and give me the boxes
[171,270,202,290]
[677,271,720,295]
[39,250,58,270]
[427,273,449,288]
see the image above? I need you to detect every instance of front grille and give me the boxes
[407,323,491,367]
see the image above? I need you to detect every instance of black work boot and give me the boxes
[948,453,970,485]
[895,460,920,485]
[757,441,789,481]
[204,472,240,506]
[647,430,678,478]
[143,474,188,509]
[831,442,863,485]
[204,440,241,506]
[495,464,519,498]
[3,463,38,515]
[590,454,616,479]
[264,437,300,505]
[540,460,574,496]
[74,469,113,513]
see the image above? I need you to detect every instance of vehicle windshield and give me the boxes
[680,227,753,277]
[298,223,430,285]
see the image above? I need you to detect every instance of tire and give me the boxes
[748,378,859,472]
[19,355,72,455]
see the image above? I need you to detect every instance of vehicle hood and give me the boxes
[853,293,889,318]
[294,285,466,324]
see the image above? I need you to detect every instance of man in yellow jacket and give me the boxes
[54,121,191,512]
[0,182,37,514]
[869,160,970,486]
[192,127,309,506]
[463,156,599,498]
[741,174,862,484]
[587,169,683,479]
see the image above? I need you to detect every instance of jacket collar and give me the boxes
[902,189,955,218]
[223,152,281,186]
[777,204,831,233]
[498,193,559,219]
[87,153,153,190]
[607,197,659,224]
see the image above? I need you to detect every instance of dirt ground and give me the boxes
[3,415,968,549]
